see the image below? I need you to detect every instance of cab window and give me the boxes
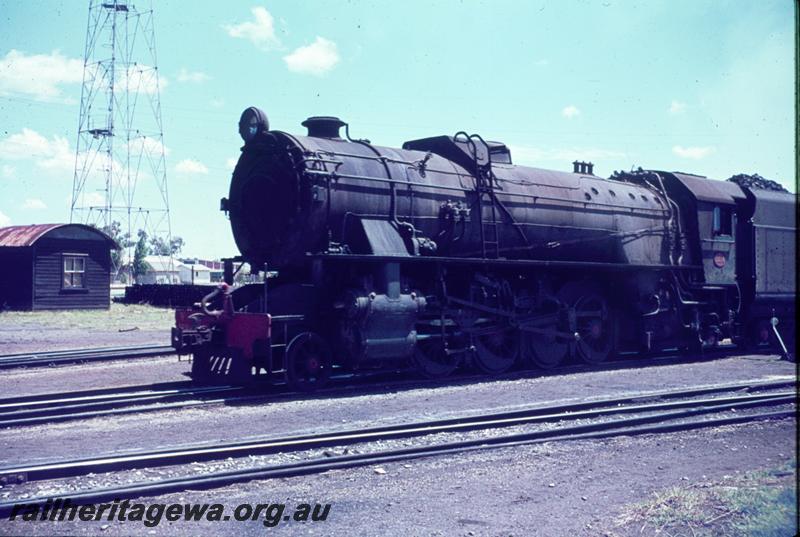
[712,206,733,236]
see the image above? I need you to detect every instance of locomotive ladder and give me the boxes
[456,132,501,259]
[480,170,501,259]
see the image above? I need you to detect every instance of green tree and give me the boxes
[132,230,151,281]
[149,235,185,256]
[727,173,788,193]
[99,221,131,274]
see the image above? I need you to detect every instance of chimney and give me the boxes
[302,116,346,139]
[572,160,595,175]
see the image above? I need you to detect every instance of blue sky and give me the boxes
[0,0,795,258]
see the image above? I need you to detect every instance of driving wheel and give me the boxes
[567,290,614,364]
[472,320,520,374]
[520,296,569,369]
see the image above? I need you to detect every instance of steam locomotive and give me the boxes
[172,107,796,389]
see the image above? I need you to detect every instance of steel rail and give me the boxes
[0,382,793,484]
[0,367,421,427]
[0,367,417,427]
[0,381,206,406]
[0,385,245,427]
[0,344,168,359]
[0,345,175,369]
[0,402,792,515]
[0,351,793,428]
[0,385,237,410]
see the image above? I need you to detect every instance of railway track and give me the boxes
[0,345,789,428]
[0,368,432,427]
[0,344,174,369]
[0,383,249,428]
[0,339,777,374]
[0,379,794,513]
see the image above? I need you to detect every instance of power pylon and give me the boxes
[70,0,172,281]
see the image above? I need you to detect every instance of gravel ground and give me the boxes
[0,352,795,535]
[1,401,794,504]
[0,326,168,355]
[1,420,794,536]
[0,304,171,355]
[1,355,187,399]
[0,354,793,467]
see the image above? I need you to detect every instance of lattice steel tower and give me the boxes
[70,0,172,276]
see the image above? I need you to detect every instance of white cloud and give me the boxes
[534,59,549,66]
[0,128,74,172]
[508,144,626,165]
[129,136,170,157]
[672,145,714,159]
[210,98,225,108]
[177,68,210,83]
[0,49,167,103]
[175,159,209,175]
[119,64,166,95]
[77,191,105,209]
[2,165,16,179]
[669,100,686,115]
[561,105,580,119]
[226,157,238,170]
[0,210,10,227]
[224,7,280,48]
[22,198,47,210]
[284,37,340,76]
[0,49,83,103]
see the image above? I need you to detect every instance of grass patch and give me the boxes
[611,461,797,537]
[0,302,174,331]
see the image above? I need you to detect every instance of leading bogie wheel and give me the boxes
[285,332,333,392]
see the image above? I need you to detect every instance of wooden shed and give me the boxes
[0,223,116,311]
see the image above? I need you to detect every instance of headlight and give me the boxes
[238,106,269,142]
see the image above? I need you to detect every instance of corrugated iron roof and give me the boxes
[0,223,115,248]
[144,255,182,272]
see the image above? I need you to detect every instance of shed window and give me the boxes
[63,255,86,288]
[712,206,733,236]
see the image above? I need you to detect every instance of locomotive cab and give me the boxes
[656,171,744,287]
[696,196,740,286]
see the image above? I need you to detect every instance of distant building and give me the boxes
[178,262,211,284]
[180,258,224,282]
[0,223,116,310]
[138,255,181,284]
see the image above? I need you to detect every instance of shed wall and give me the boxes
[32,238,111,310]
[0,249,33,309]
